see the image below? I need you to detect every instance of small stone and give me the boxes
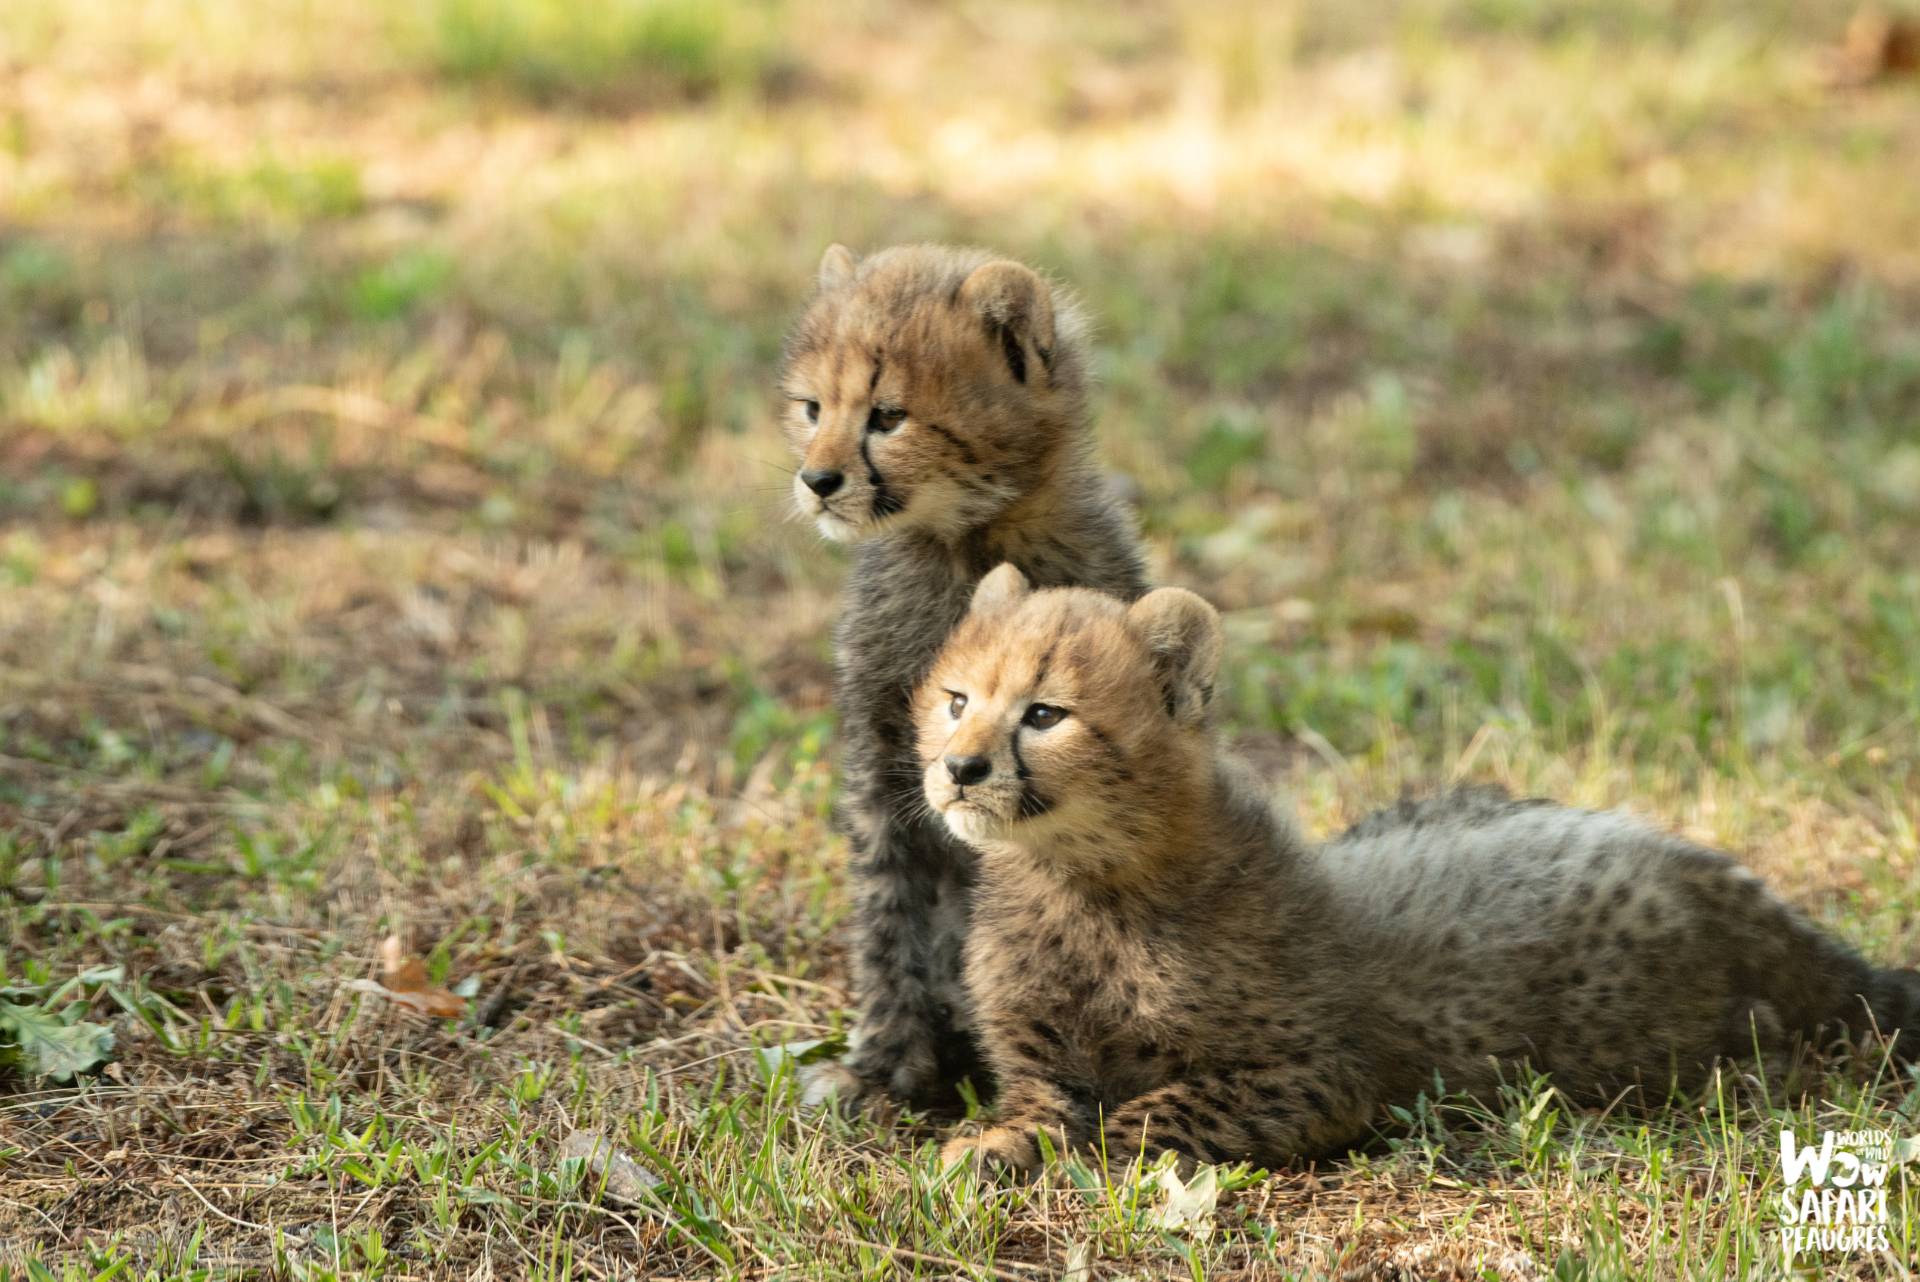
[560,1130,662,1203]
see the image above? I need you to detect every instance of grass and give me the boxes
[414,0,797,106]
[2,0,1920,1275]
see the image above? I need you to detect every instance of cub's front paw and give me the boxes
[941,1126,1041,1173]
[797,1061,866,1111]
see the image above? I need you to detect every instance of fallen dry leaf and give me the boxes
[344,935,468,1018]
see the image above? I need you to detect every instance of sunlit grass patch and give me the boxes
[408,0,799,106]
[350,248,455,322]
[140,151,367,229]
[3,337,171,439]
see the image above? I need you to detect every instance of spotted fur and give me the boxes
[921,568,1920,1171]
[782,246,1147,1110]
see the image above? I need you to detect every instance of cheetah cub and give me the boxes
[782,245,1146,1110]
[920,566,1920,1172]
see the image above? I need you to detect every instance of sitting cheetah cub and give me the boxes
[782,245,1147,1110]
[921,566,1920,1172]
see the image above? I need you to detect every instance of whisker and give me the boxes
[900,792,945,831]
[741,452,801,477]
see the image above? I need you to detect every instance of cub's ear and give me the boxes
[1126,589,1222,726]
[969,563,1031,616]
[959,260,1055,385]
[819,244,860,289]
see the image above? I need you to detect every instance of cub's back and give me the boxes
[1317,789,1876,1097]
[1318,790,1689,951]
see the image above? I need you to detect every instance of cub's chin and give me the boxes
[934,799,1009,847]
[811,509,864,543]
[805,501,903,545]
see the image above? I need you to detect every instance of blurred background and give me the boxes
[2,0,1920,912]
[4,2,1920,1270]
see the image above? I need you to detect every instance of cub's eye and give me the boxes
[948,693,968,719]
[1022,703,1066,730]
[804,400,820,424]
[868,406,907,433]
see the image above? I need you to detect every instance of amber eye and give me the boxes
[948,693,967,719]
[1022,703,1066,730]
[804,400,820,424]
[869,406,906,433]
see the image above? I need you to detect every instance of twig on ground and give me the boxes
[174,1173,272,1233]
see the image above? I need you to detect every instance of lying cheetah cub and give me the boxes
[921,566,1920,1172]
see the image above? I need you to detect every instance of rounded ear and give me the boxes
[969,562,1031,616]
[819,244,860,289]
[1126,589,1222,726]
[958,260,1055,385]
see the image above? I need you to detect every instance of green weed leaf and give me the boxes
[750,1037,837,1081]
[1148,1162,1218,1239]
[0,1002,115,1079]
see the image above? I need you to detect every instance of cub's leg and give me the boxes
[841,808,985,1111]
[941,1076,1080,1172]
[1099,1068,1375,1175]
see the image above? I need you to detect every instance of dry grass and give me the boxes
[4,0,1920,1277]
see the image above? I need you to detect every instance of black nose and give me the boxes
[801,468,844,498]
[945,755,991,786]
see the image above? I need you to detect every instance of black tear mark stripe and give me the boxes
[869,352,884,394]
[921,421,978,465]
[1010,734,1033,781]
[859,433,906,519]
[1010,735,1052,818]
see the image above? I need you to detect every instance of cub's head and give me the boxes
[780,243,1090,543]
[917,565,1222,873]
